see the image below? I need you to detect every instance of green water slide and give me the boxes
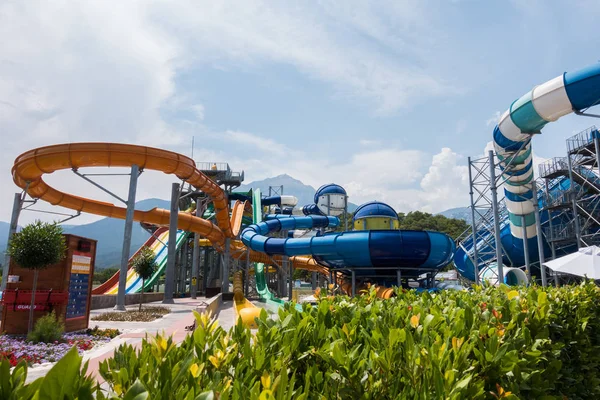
[252,188,285,306]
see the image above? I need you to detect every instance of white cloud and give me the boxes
[0,1,464,225]
[486,111,502,127]
[191,104,205,121]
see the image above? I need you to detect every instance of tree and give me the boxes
[7,221,67,333]
[132,247,157,311]
[93,267,119,284]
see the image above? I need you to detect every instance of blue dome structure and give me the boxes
[352,201,399,231]
[353,201,398,221]
[314,184,347,203]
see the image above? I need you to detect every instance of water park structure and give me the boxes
[2,63,600,332]
[456,63,600,287]
[2,142,459,328]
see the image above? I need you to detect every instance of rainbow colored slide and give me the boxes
[92,228,189,295]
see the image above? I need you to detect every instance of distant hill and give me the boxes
[0,199,170,270]
[237,174,358,212]
[436,207,471,223]
[62,198,170,269]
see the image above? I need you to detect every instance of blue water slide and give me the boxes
[242,214,455,277]
[228,192,298,207]
[454,174,574,281]
[457,63,600,282]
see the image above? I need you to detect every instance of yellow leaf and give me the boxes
[341,324,349,338]
[156,335,167,351]
[114,384,122,395]
[452,337,464,351]
[507,290,519,300]
[223,377,232,393]
[410,314,420,328]
[261,371,271,389]
[209,355,220,368]
[189,363,200,378]
[497,329,505,337]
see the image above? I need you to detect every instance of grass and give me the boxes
[92,306,170,322]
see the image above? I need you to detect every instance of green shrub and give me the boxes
[96,282,600,399]
[27,311,64,344]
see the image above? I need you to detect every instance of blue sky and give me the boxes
[2,0,600,224]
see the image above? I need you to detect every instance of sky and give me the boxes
[2,0,600,225]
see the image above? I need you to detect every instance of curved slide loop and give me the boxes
[242,214,455,275]
[493,64,600,243]
[11,143,241,245]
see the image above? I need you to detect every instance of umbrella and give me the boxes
[543,245,600,280]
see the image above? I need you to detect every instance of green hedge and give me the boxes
[3,282,600,399]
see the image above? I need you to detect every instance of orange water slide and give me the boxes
[229,200,249,237]
[11,143,236,245]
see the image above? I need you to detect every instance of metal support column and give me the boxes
[115,165,139,311]
[203,248,210,294]
[245,249,250,297]
[351,270,356,297]
[397,269,402,288]
[311,272,317,290]
[544,180,557,260]
[222,238,231,293]
[594,133,600,178]
[567,155,582,248]
[191,201,200,299]
[163,182,179,304]
[521,215,531,279]
[532,181,547,286]
[1,193,23,292]
[288,257,293,301]
[489,151,504,283]
[467,157,480,284]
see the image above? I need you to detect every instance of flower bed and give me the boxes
[92,306,170,322]
[0,328,119,367]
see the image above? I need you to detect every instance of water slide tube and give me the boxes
[241,215,455,278]
[229,192,298,207]
[476,63,600,281]
[12,143,234,247]
[233,271,259,328]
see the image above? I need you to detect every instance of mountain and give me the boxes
[237,174,358,212]
[0,199,170,270]
[0,222,15,260]
[62,198,170,269]
[436,207,471,223]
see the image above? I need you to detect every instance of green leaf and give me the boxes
[281,314,293,329]
[39,346,81,399]
[123,379,149,400]
[196,391,215,400]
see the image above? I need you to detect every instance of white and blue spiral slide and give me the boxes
[455,63,600,283]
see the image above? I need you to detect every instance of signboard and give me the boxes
[66,252,91,319]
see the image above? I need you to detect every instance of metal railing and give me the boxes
[567,125,598,153]
[538,157,569,179]
[197,162,230,172]
[543,221,577,242]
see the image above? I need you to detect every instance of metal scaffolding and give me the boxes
[459,124,600,286]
